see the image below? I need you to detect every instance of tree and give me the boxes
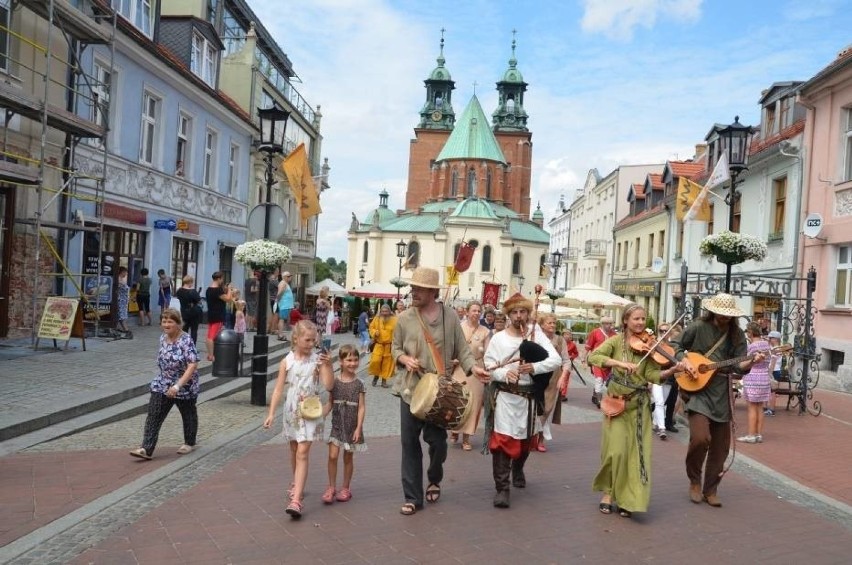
[326,257,338,268]
[314,258,332,281]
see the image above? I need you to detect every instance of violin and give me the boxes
[628,331,678,368]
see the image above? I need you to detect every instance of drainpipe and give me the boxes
[779,141,803,280]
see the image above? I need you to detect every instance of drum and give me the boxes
[409,372,472,431]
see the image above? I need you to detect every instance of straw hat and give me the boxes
[502,292,533,314]
[701,293,746,317]
[405,266,443,289]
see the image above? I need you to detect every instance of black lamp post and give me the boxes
[714,116,755,293]
[550,249,563,312]
[396,239,407,299]
[358,268,365,287]
[251,106,290,406]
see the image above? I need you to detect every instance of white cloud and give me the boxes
[580,0,703,40]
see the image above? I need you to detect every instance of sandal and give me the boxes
[619,509,632,518]
[129,448,152,460]
[322,486,336,504]
[450,432,459,444]
[336,487,352,502]
[462,441,472,451]
[285,500,303,519]
[287,483,296,500]
[400,502,417,516]
[599,502,613,514]
[425,483,441,504]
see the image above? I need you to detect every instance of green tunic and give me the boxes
[675,320,747,422]
[588,335,661,513]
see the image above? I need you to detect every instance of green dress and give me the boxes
[588,335,661,513]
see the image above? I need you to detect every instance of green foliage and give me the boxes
[326,257,338,268]
[645,314,656,332]
[314,258,332,281]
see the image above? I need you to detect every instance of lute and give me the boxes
[676,344,793,392]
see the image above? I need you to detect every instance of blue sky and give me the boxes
[247,0,852,262]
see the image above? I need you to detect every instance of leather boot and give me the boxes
[689,483,702,504]
[512,450,530,488]
[492,451,511,508]
[592,392,601,408]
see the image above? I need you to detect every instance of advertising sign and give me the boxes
[37,297,80,340]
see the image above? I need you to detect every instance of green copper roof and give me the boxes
[436,95,506,163]
[508,220,549,243]
[382,215,443,233]
[532,203,544,220]
[420,199,519,219]
[449,198,499,219]
[429,36,452,81]
[501,38,524,84]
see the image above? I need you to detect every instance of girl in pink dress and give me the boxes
[738,322,772,444]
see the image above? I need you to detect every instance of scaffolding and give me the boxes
[0,0,116,341]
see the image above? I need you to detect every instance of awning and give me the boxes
[348,281,403,299]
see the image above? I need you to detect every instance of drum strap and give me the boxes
[415,309,446,376]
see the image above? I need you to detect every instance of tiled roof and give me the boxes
[436,95,507,163]
[630,183,645,199]
[647,173,664,191]
[668,161,704,180]
[614,202,667,230]
[749,120,806,156]
[801,45,852,96]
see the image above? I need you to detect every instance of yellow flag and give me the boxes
[676,177,711,222]
[281,143,322,223]
[445,266,459,286]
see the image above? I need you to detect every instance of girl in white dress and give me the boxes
[264,320,334,519]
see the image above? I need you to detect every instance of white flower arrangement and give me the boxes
[699,231,767,264]
[234,239,292,271]
[389,276,409,288]
[545,288,565,300]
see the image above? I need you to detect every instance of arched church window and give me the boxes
[467,169,476,197]
[512,251,521,275]
[451,169,458,197]
[407,241,420,268]
[486,168,492,199]
[362,241,369,263]
[482,245,492,272]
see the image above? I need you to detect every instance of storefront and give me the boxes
[612,279,664,325]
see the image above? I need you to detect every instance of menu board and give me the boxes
[37,297,80,340]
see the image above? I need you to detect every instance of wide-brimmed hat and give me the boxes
[405,266,443,289]
[701,293,746,317]
[502,292,533,314]
[768,330,782,340]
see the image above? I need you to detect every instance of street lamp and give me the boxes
[396,239,407,299]
[358,268,365,287]
[550,249,563,312]
[518,274,525,295]
[714,115,756,292]
[251,105,290,406]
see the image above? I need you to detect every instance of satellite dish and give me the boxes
[248,204,287,240]
[802,213,823,239]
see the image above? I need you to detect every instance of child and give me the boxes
[263,321,334,519]
[234,299,247,343]
[322,344,367,504]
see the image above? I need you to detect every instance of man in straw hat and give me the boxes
[392,267,489,516]
[675,293,765,507]
[483,293,562,508]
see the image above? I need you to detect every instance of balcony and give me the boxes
[584,239,608,260]
[565,247,580,262]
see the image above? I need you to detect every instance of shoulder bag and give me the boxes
[298,361,323,420]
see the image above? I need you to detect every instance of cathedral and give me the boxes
[346,35,550,303]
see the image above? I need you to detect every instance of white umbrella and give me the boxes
[556,283,633,309]
[305,278,348,296]
[552,305,599,319]
[348,281,401,299]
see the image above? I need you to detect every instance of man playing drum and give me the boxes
[392,267,489,516]
[483,293,562,508]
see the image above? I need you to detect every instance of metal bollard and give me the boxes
[212,329,240,377]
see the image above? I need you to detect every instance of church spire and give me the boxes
[492,30,529,132]
[418,29,456,130]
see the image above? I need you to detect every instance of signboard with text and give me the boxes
[37,297,80,340]
[612,280,661,297]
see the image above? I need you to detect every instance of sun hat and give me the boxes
[502,292,533,315]
[768,330,782,339]
[701,293,746,317]
[600,316,614,324]
[405,266,443,289]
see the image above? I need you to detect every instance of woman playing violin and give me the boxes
[587,303,687,518]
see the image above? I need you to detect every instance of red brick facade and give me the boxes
[7,232,56,338]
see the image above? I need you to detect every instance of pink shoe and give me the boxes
[537,444,548,453]
[322,486,336,504]
[285,500,303,519]
[336,487,352,502]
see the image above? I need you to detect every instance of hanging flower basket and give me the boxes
[545,288,565,301]
[234,240,292,272]
[699,231,767,265]
[389,276,409,288]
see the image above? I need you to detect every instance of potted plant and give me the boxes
[699,231,768,265]
[234,239,292,272]
[389,276,409,290]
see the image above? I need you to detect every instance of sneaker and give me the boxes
[755,434,763,443]
[657,429,668,440]
[764,409,775,416]
[176,444,194,455]
[665,425,680,433]
[736,435,758,443]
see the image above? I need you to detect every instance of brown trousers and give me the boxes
[685,412,731,495]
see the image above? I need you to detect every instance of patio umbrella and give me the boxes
[305,278,348,296]
[555,283,633,309]
[348,281,401,299]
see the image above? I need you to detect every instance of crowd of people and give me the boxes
[124,263,787,523]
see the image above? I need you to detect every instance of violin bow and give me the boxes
[635,312,688,367]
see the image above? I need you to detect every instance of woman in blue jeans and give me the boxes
[358,309,371,353]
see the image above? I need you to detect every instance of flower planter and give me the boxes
[714,251,745,265]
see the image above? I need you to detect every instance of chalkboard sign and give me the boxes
[36,297,86,350]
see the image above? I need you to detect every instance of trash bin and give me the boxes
[212,328,240,377]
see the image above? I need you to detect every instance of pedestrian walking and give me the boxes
[116,266,130,333]
[737,322,772,444]
[263,320,334,519]
[134,267,152,326]
[368,304,397,388]
[585,316,617,407]
[450,300,489,451]
[323,344,367,505]
[276,271,294,342]
[157,269,172,313]
[205,272,233,362]
[129,308,200,460]
[175,275,202,344]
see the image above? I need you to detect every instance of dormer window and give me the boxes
[112,0,153,38]
[191,32,218,87]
